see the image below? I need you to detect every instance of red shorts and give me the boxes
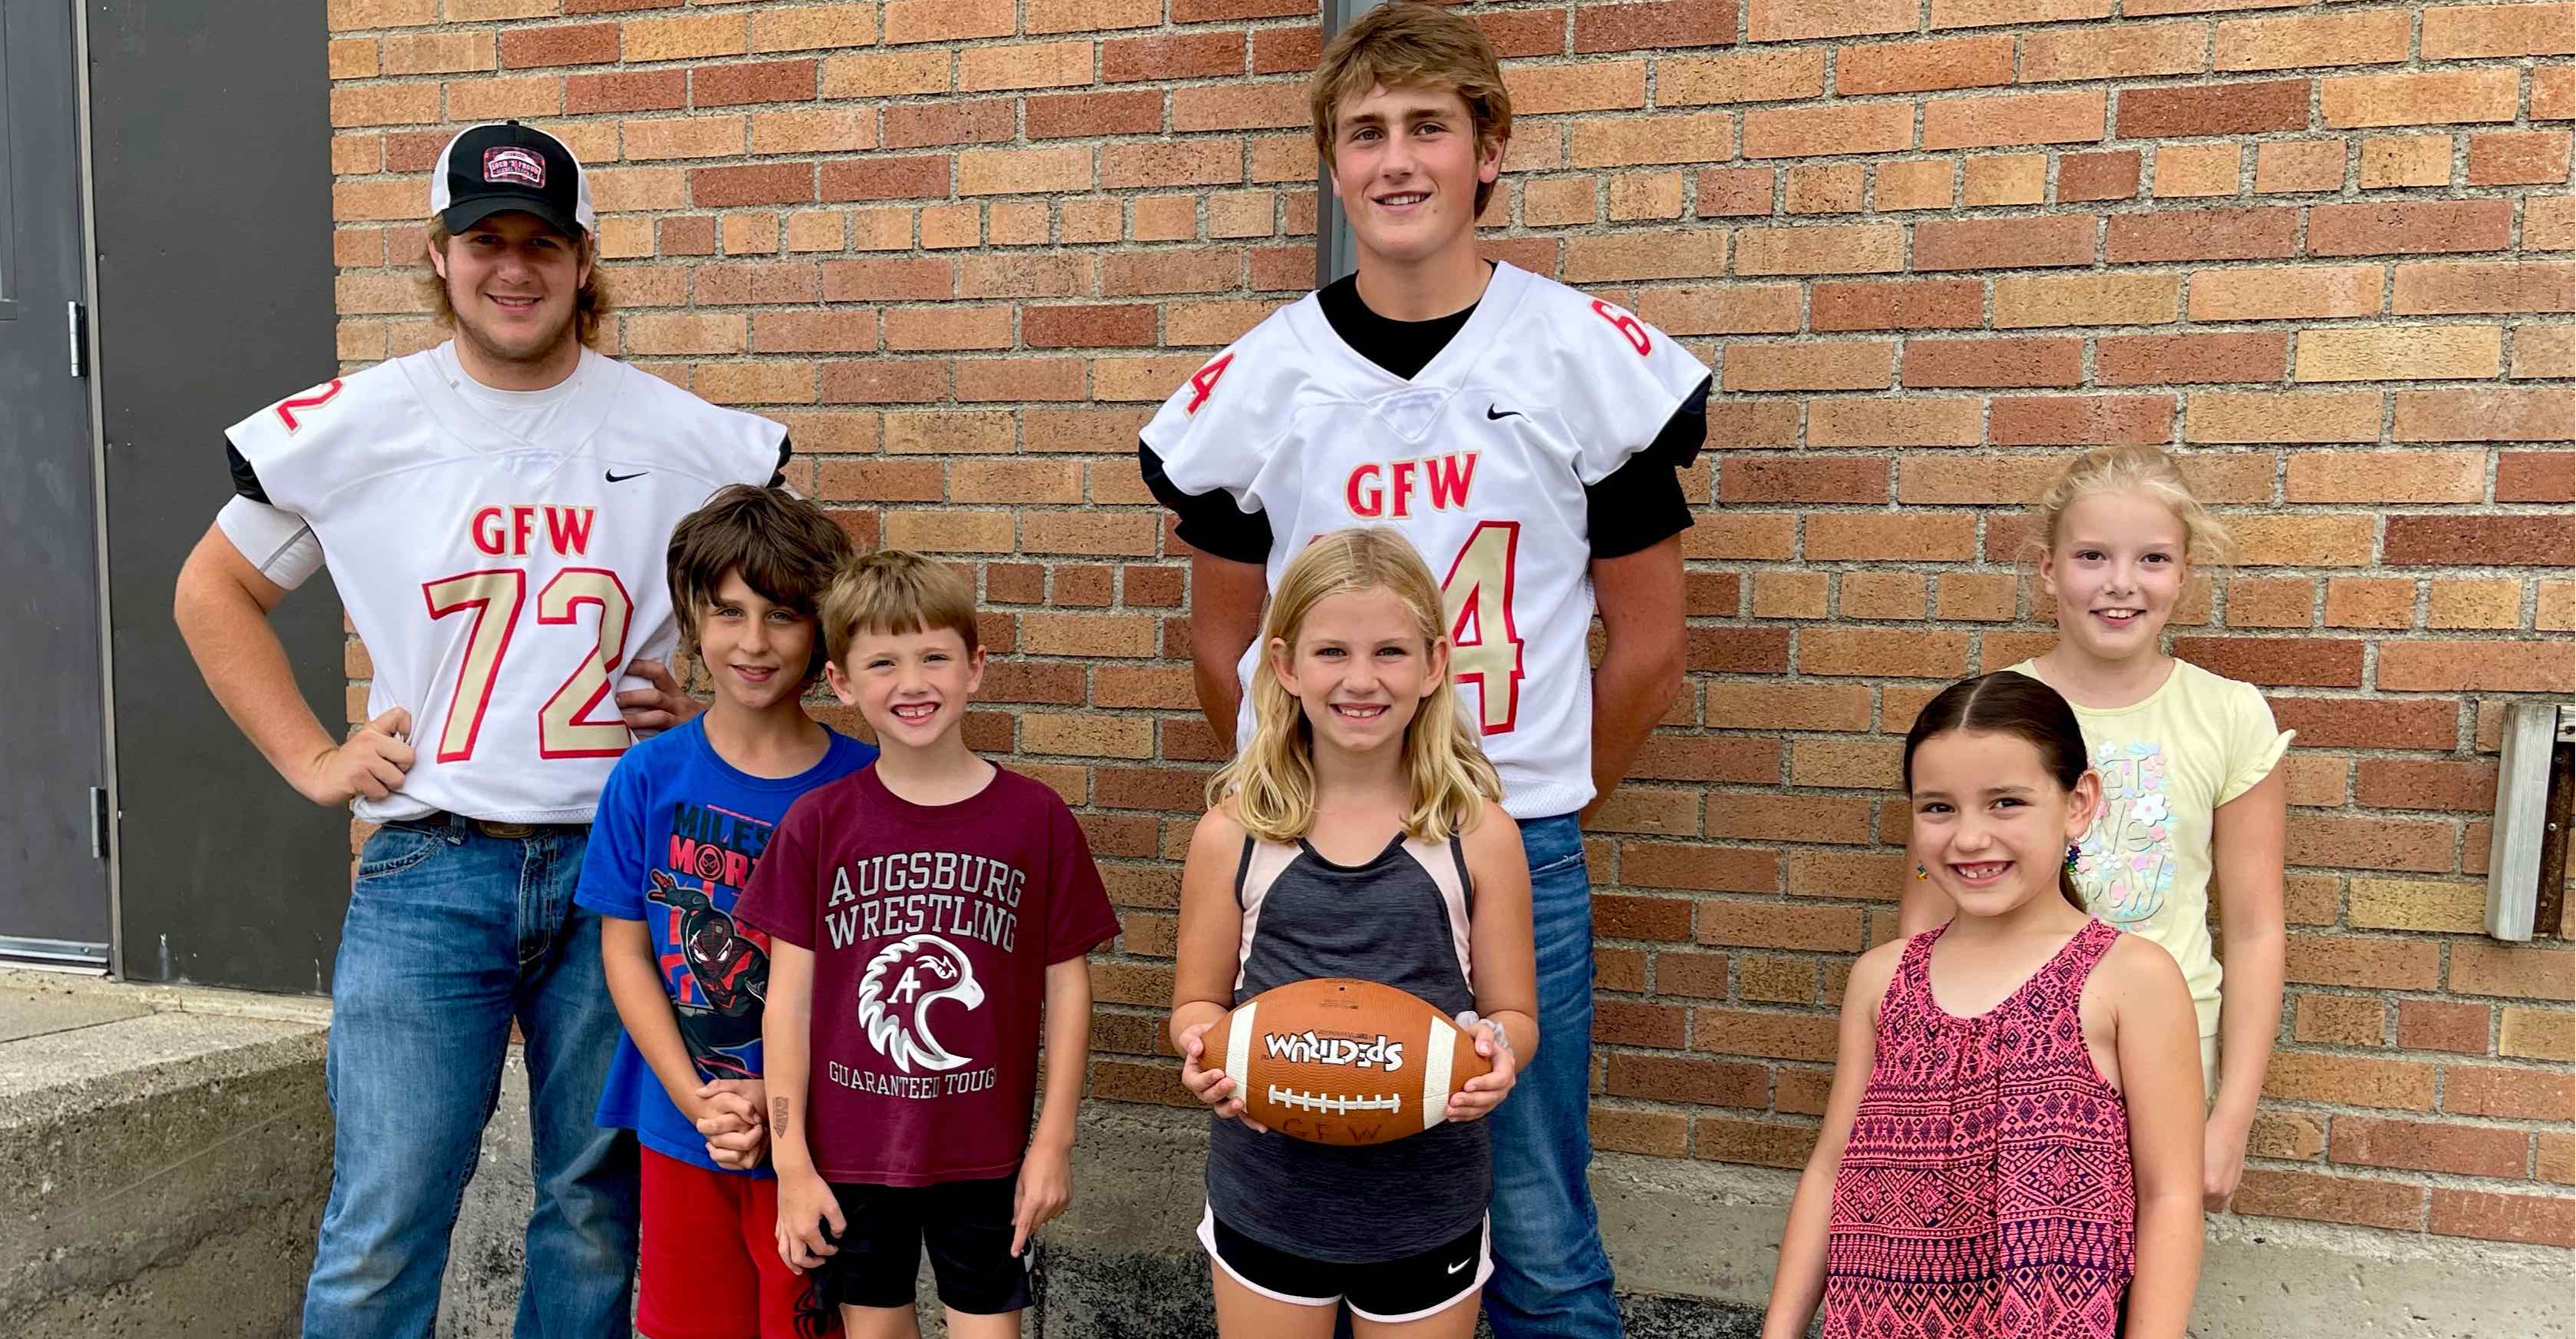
[638,1147,842,1339]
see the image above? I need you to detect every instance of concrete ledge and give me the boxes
[0,970,330,1338]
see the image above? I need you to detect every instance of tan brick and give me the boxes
[1785,164,1866,214]
[1873,159,1955,210]
[1722,341,1895,392]
[624,14,747,62]
[2422,2,2576,57]
[1732,224,1904,276]
[2394,262,2576,317]
[446,75,560,121]
[330,82,441,128]
[329,0,436,28]
[958,146,1091,197]
[2021,22,2207,82]
[2318,574,2411,628]
[2322,69,2521,128]
[1836,36,2013,95]
[1571,113,1739,168]
[1561,229,1731,282]
[1994,272,2181,328]
[1963,154,2046,206]
[2349,878,2488,933]
[960,40,1096,94]
[2395,387,2576,442]
[2254,139,2346,194]
[380,30,493,76]
[1809,397,1984,446]
[1931,0,2110,28]
[2153,141,2241,197]
[2216,10,2412,71]
[751,5,878,53]
[1664,48,1830,104]
[821,50,950,98]
[1749,0,1914,41]
[884,0,1010,44]
[1742,102,1914,159]
[751,109,875,155]
[2294,325,2502,382]
[2502,1007,2576,1062]
[2296,993,2387,1046]
[2428,579,2525,630]
[2516,325,2576,379]
[1504,61,1647,115]
[2188,265,2381,321]
[2286,451,2486,503]
[625,115,745,161]
[1636,285,1802,336]
[2266,1052,2437,1109]
[2359,134,2455,188]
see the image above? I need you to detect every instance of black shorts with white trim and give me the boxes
[1199,1206,1490,1324]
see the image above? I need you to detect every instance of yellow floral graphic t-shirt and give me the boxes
[2009,658,2293,1038]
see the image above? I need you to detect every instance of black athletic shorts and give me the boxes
[811,1176,1029,1317]
[1198,1207,1490,1323]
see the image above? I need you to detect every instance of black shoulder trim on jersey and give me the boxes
[1585,461,1692,559]
[1140,439,1271,566]
[227,442,271,505]
[1642,373,1714,468]
[770,433,793,489]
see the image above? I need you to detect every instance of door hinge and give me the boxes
[88,787,110,860]
[67,301,87,377]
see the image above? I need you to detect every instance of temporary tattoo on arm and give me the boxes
[771,1099,790,1138]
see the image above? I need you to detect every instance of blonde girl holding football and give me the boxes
[1169,527,1538,1338]
[1901,445,2291,1211]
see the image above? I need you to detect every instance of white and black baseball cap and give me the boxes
[430,121,596,238]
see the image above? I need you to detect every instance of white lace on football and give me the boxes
[1267,1086,1401,1116]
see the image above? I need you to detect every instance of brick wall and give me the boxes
[321,0,2574,1249]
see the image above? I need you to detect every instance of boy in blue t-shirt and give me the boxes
[577,485,875,1339]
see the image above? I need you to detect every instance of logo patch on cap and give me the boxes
[482,146,546,189]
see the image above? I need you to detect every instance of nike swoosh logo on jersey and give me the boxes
[604,469,648,482]
[1485,406,1522,420]
[1447,1259,1470,1274]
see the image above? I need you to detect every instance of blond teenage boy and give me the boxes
[1139,8,1713,1334]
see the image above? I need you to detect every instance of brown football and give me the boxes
[1204,977,1491,1147]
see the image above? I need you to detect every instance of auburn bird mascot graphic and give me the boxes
[647,869,769,1079]
[855,933,985,1073]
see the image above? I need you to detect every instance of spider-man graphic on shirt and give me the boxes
[646,867,768,1080]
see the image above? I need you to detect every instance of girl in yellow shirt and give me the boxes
[1901,446,2290,1214]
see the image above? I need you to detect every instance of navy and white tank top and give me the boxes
[1205,830,1489,1263]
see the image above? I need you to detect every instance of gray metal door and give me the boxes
[0,0,111,966]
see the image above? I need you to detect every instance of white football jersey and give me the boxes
[1142,263,1710,820]
[224,343,785,824]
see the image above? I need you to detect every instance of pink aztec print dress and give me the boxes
[1822,919,2135,1339]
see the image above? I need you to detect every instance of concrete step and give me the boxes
[0,969,330,1339]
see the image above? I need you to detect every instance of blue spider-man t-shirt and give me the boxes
[575,717,874,1175]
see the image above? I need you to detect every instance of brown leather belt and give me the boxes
[426,814,584,840]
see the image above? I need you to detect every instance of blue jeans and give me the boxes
[303,814,638,1339]
[1484,814,1623,1337]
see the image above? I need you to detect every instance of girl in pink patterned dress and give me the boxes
[1763,673,2206,1339]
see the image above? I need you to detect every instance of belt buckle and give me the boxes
[476,819,539,840]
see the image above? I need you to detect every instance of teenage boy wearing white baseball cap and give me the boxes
[176,120,794,1337]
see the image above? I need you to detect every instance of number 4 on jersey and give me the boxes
[1441,522,1523,735]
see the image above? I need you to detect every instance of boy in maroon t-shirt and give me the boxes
[738,550,1119,1338]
